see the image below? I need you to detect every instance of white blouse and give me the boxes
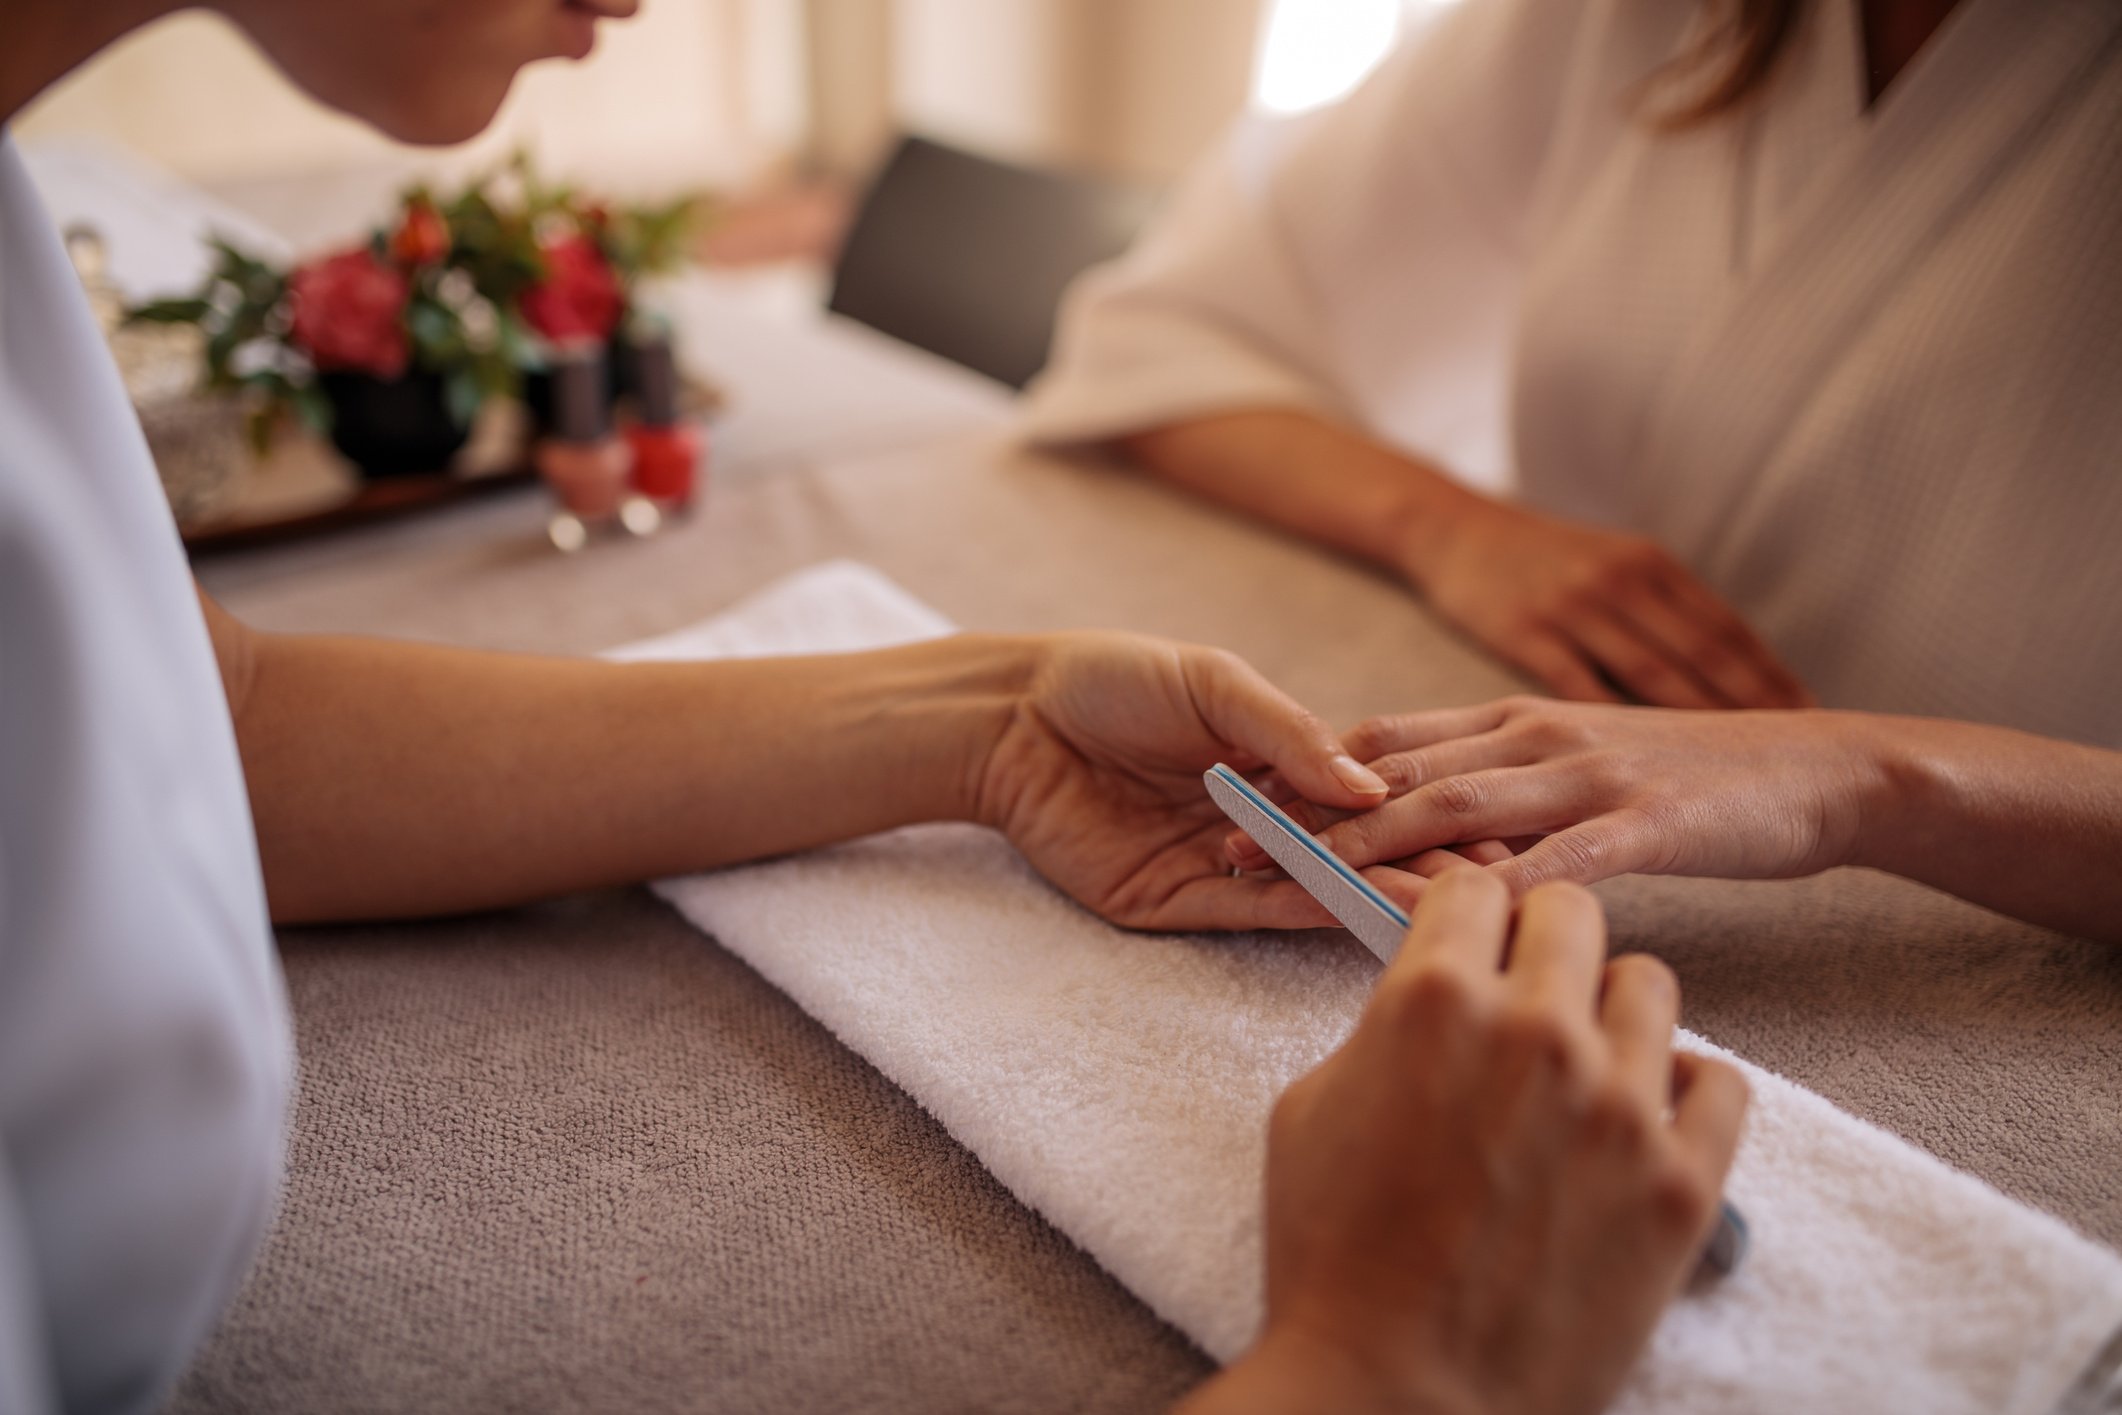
[0,136,291,1413]
[1024,0,2122,749]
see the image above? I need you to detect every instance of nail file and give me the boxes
[1204,763,1410,964]
[1201,763,1750,1279]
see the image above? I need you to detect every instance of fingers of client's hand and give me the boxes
[1556,606,1723,711]
[1654,574,1814,708]
[1615,584,1794,710]
[1318,766,1591,871]
[1181,648,1388,809]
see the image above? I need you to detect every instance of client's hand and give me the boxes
[1263,696,1876,895]
[976,633,1415,932]
[1183,873,1749,1415]
[1398,497,1811,711]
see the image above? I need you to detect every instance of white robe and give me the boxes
[1023,0,2122,749]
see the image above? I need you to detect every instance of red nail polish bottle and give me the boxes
[625,334,702,511]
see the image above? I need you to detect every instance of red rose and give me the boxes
[519,235,624,344]
[289,248,411,379]
[390,200,450,267]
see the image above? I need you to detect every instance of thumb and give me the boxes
[1183,649,1389,809]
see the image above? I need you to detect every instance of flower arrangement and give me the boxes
[127,156,705,470]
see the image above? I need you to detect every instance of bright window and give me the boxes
[1251,0,1456,115]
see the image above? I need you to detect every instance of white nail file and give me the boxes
[1204,763,1411,964]
[1202,762,1750,1278]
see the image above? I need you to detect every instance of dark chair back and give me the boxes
[828,136,1157,389]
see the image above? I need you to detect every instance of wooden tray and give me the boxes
[181,401,543,557]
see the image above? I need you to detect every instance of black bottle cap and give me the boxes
[549,343,611,443]
[631,334,679,429]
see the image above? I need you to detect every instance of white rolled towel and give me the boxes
[616,561,2122,1415]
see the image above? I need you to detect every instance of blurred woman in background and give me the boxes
[1029,0,2122,749]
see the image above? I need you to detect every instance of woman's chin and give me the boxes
[362,81,517,147]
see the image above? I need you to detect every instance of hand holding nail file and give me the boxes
[1203,763,1750,1279]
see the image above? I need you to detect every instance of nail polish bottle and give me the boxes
[535,342,628,551]
[624,333,702,512]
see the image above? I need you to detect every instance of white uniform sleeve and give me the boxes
[1021,0,1605,489]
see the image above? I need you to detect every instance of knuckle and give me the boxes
[1606,951,1679,1004]
[1539,827,1613,880]
[1343,716,1398,759]
[1580,753,1638,800]
[1647,1156,1718,1237]
[1373,752,1425,793]
[1493,1003,1581,1078]
[1374,964,1476,1032]
[1426,774,1488,819]
[1588,561,1638,599]
[1584,1080,1654,1152]
[1514,708,1583,753]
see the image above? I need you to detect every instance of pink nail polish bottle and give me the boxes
[536,342,628,523]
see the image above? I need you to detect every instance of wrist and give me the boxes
[1834,712,1963,879]
[1383,473,1491,591]
[856,633,1040,829]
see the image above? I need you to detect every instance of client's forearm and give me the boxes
[229,625,1027,923]
[1848,716,2122,943]
[1120,411,1477,574]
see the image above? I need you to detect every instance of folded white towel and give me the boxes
[620,561,2122,1415]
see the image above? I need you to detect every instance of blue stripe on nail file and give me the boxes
[1201,763,1749,1280]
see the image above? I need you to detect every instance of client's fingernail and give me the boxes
[1331,755,1388,796]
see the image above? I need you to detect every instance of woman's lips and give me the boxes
[551,0,619,59]
[552,0,636,60]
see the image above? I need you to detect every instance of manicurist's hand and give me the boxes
[975,633,1413,931]
[1395,496,1812,711]
[1181,873,1750,1415]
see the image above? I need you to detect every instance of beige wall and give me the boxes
[885,0,1264,181]
[21,0,1265,215]
[17,0,800,198]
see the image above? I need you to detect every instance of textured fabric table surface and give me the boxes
[178,337,2122,1411]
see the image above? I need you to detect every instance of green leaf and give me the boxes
[124,297,215,325]
[292,383,333,436]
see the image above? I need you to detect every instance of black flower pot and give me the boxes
[319,370,471,480]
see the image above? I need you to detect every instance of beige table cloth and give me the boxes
[177,306,2122,1414]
